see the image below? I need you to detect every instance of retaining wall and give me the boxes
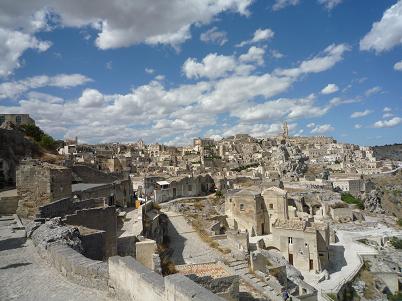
[109,256,225,301]
[0,195,19,214]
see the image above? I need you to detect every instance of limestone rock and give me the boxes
[363,190,385,214]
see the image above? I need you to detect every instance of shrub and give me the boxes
[397,218,402,227]
[390,237,402,249]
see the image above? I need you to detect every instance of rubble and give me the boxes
[363,190,385,214]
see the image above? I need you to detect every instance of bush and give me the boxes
[388,292,402,301]
[215,190,223,198]
[390,237,402,249]
[20,124,56,151]
[40,134,56,150]
[397,218,402,227]
[341,193,364,210]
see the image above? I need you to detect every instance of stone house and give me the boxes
[269,218,330,272]
[153,174,214,203]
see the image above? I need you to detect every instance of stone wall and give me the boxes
[0,194,19,214]
[16,160,72,218]
[38,197,105,218]
[73,179,132,207]
[80,229,106,260]
[108,256,225,301]
[63,206,117,258]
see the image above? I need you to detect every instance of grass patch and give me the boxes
[388,292,402,301]
[341,193,364,210]
[359,267,376,299]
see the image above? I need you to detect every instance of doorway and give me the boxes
[309,259,314,270]
[288,253,293,265]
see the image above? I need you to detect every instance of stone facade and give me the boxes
[0,114,35,127]
[16,160,72,218]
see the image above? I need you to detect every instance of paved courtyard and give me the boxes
[0,215,112,301]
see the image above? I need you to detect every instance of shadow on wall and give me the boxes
[329,245,347,273]
[166,218,187,265]
[0,262,32,270]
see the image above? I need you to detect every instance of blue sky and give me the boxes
[0,0,401,146]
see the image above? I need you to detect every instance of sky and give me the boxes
[0,0,401,146]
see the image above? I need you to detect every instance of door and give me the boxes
[173,187,176,198]
[261,223,265,235]
[309,259,314,270]
[288,253,293,265]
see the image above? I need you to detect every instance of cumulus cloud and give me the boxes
[321,83,339,94]
[272,0,300,11]
[0,43,351,144]
[350,109,372,118]
[239,46,265,65]
[360,0,402,52]
[318,0,342,10]
[0,74,92,100]
[0,0,253,75]
[310,124,334,134]
[145,68,155,74]
[237,28,274,47]
[354,124,362,129]
[200,27,228,46]
[0,28,51,77]
[394,60,402,71]
[384,107,392,112]
[373,117,402,128]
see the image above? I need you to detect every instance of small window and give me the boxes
[0,115,5,125]
[15,115,21,124]
[240,204,244,211]
[269,204,274,209]
[288,237,293,244]
[305,243,308,247]
[229,198,232,203]
[188,184,192,191]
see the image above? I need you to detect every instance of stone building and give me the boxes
[225,187,290,236]
[269,218,330,272]
[0,113,35,127]
[153,174,214,203]
[16,159,72,217]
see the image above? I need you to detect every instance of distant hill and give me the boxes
[373,144,402,161]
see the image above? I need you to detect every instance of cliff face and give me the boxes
[0,128,42,187]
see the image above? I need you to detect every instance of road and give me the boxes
[0,215,112,301]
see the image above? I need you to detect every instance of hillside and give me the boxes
[373,144,402,161]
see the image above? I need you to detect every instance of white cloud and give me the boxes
[321,83,339,94]
[0,28,51,77]
[239,46,265,65]
[237,28,274,47]
[78,89,105,108]
[318,0,342,10]
[310,124,334,134]
[306,123,315,128]
[373,117,402,128]
[354,124,362,129]
[0,0,253,59]
[365,86,382,97]
[106,61,112,70]
[145,68,155,74]
[383,113,393,118]
[360,0,402,52]
[394,60,402,71]
[200,27,228,46]
[350,109,372,118]
[182,53,238,80]
[0,74,92,100]
[270,49,284,59]
[384,107,392,112]
[272,0,300,11]
[274,43,350,78]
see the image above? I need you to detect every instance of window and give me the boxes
[240,203,244,211]
[188,184,192,191]
[269,204,274,209]
[0,115,4,125]
[229,198,232,203]
[305,243,308,247]
[288,237,293,244]
[15,115,21,124]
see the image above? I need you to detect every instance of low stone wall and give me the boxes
[0,195,19,214]
[47,243,108,290]
[38,197,105,218]
[109,256,225,301]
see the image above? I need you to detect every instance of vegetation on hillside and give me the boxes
[341,193,364,210]
[390,237,402,249]
[20,124,57,151]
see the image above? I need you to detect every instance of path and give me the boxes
[163,210,222,264]
[0,215,112,301]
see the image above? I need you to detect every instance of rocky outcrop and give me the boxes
[271,143,308,179]
[363,190,385,214]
